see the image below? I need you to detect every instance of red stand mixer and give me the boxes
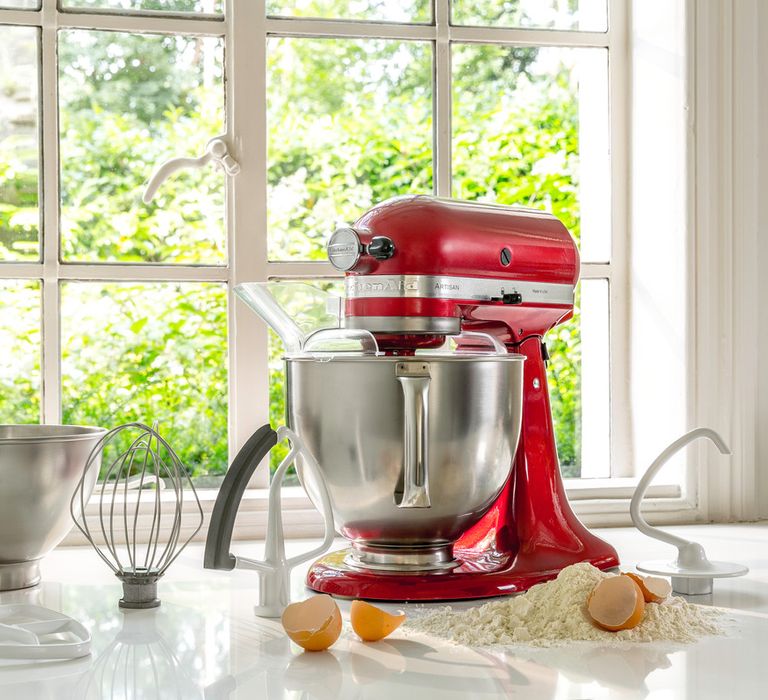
[308,195,618,599]
[206,195,618,605]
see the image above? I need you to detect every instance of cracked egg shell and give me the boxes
[587,574,646,632]
[281,595,342,651]
[625,572,673,603]
[350,600,406,642]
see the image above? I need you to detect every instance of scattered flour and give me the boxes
[406,563,721,648]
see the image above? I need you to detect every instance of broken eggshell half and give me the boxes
[624,572,673,603]
[350,600,406,642]
[587,574,646,632]
[281,595,343,651]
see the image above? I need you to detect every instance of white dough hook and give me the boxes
[142,135,240,204]
[630,427,748,594]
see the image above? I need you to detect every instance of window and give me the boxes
[261,0,618,481]
[0,1,685,509]
[0,1,229,481]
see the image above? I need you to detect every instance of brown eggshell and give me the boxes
[587,575,646,632]
[281,595,342,651]
[350,600,406,642]
[625,572,672,603]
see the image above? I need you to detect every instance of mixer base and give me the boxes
[0,560,41,592]
[346,542,459,573]
[307,547,619,601]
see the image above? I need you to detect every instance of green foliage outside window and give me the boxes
[0,0,586,480]
[1,31,229,479]
[266,40,585,478]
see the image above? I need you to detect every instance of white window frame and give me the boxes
[690,0,764,523]
[5,0,740,541]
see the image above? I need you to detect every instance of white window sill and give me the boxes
[564,477,681,500]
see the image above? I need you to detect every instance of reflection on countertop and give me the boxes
[1,522,767,699]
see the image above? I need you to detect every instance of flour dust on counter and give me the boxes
[405,563,722,648]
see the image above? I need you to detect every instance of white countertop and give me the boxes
[1,522,767,699]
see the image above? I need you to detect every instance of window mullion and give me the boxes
[56,11,224,36]
[266,261,339,279]
[0,264,42,279]
[264,17,435,40]
[0,8,42,25]
[56,264,230,282]
[581,263,613,279]
[228,0,270,487]
[606,0,631,478]
[40,0,60,426]
[434,0,451,197]
[448,26,609,48]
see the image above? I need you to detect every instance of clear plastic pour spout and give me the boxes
[234,281,381,356]
[235,283,305,353]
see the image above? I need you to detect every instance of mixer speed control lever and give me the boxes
[366,236,395,261]
[491,292,523,305]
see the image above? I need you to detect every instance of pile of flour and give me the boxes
[406,563,721,648]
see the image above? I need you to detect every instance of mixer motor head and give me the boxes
[327,195,579,351]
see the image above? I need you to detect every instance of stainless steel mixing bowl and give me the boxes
[0,425,106,590]
[286,353,524,571]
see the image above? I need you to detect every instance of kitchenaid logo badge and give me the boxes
[328,242,358,257]
[356,279,420,293]
[350,276,467,297]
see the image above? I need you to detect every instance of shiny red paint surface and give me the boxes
[344,196,578,340]
[307,196,618,601]
[348,195,580,284]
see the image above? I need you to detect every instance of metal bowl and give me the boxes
[0,425,106,590]
[286,353,524,571]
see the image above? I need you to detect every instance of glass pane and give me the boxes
[267,38,433,260]
[0,27,39,262]
[268,280,344,483]
[61,282,228,481]
[0,280,41,423]
[452,45,610,262]
[0,1,39,8]
[548,278,610,479]
[61,0,223,13]
[59,31,225,263]
[452,0,607,31]
[266,0,430,22]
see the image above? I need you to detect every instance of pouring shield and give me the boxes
[234,282,343,352]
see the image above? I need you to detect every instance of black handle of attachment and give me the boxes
[204,424,278,571]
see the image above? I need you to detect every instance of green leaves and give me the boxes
[266,37,433,261]
[58,31,226,264]
[0,25,587,479]
[451,45,585,475]
[60,283,228,479]
[129,317,149,334]
[0,281,41,424]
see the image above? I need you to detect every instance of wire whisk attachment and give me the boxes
[70,422,204,609]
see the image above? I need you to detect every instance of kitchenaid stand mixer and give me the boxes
[207,195,618,603]
[306,195,618,599]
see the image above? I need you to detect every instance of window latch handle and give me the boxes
[142,135,240,204]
